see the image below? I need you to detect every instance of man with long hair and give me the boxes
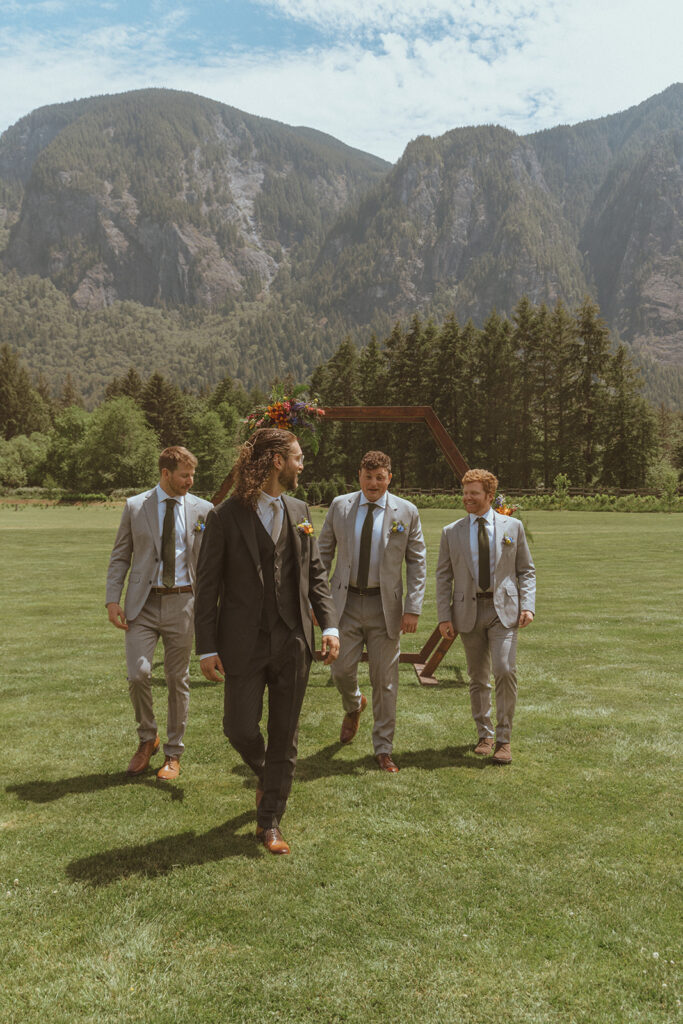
[436,469,535,764]
[195,428,339,854]
[106,446,212,780]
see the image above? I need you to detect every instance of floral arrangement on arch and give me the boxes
[242,384,325,453]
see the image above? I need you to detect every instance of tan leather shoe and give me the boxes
[127,735,160,775]
[157,756,181,780]
[375,753,399,773]
[492,742,512,764]
[474,736,495,756]
[340,694,368,744]
[256,826,290,855]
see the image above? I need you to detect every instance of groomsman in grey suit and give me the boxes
[318,451,427,772]
[436,468,535,765]
[106,446,212,780]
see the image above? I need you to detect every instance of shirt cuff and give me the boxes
[321,628,339,638]
[198,652,218,660]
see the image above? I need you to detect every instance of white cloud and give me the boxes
[0,0,680,162]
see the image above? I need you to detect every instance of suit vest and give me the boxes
[254,512,299,632]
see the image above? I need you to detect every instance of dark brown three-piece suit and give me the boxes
[194,494,337,830]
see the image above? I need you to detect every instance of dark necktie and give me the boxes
[357,503,377,590]
[477,516,490,592]
[162,498,176,588]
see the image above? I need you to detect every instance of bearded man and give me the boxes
[195,428,339,854]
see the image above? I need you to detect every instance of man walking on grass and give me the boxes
[195,428,339,855]
[318,450,426,772]
[106,446,212,781]
[436,469,535,764]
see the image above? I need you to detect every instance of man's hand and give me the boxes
[439,620,455,640]
[519,611,534,628]
[107,602,128,631]
[200,655,225,682]
[321,634,340,665]
[401,613,419,634]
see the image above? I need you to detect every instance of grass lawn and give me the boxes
[0,505,680,1023]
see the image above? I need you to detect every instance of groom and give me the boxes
[195,428,339,854]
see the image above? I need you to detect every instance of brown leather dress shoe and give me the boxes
[375,753,399,773]
[127,735,160,775]
[492,742,512,764]
[256,826,290,855]
[474,736,495,756]
[157,756,181,780]
[340,694,368,744]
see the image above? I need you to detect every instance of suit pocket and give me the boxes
[453,591,464,602]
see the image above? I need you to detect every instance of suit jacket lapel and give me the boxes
[143,490,161,556]
[379,494,397,557]
[233,499,262,583]
[493,510,505,570]
[458,514,476,582]
[344,492,362,549]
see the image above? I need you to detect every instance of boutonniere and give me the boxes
[296,518,314,536]
[390,520,406,534]
[193,516,206,534]
[503,534,513,545]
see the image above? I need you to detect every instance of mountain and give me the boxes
[0,85,681,405]
[304,85,683,369]
[0,89,388,309]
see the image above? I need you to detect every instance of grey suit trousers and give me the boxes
[125,591,194,758]
[331,592,400,755]
[459,596,518,743]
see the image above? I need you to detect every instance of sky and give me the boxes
[1,0,681,163]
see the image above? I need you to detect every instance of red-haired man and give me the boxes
[436,469,535,764]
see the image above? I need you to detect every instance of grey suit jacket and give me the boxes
[318,491,427,640]
[106,488,213,621]
[435,511,535,632]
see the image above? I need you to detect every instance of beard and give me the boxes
[278,464,299,491]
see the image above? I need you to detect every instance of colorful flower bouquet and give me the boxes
[242,384,325,452]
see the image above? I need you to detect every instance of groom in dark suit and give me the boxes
[195,428,339,854]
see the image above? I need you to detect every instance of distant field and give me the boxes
[0,506,680,1023]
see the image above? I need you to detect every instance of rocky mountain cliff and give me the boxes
[0,89,388,310]
[0,85,681,400]
[305,84,682,367]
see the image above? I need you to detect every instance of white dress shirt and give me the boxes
[351,493,387,588]
[155,484,190,587]
[468,506,496,591]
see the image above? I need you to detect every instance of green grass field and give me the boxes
[1,506,680,1023]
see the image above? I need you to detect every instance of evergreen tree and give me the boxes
[572,299,610,484]
[141,372,188,446]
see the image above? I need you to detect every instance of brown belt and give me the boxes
[348,585,381,597]
[150,585,193,595]
[476,592,494,599]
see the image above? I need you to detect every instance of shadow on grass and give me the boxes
[230,741,487,787]
[7,770,185,804]
[66,809,260,886]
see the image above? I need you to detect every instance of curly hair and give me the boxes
[232,428,298,507]
[359,450,392,473]
[461,468,498,497]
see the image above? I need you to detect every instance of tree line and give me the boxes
[1,296,681,497]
